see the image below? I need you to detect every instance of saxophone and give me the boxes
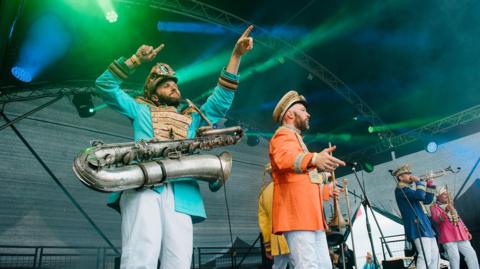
[73,126,243,193]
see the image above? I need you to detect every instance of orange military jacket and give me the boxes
[269,125,331,234]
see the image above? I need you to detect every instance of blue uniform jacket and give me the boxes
[395,181,436,240]
[95,68,238,223]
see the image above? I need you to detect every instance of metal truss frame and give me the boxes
[120,0,397,143]
[344,104,480,160]
[0,80,142,103]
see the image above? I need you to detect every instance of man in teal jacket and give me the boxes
[95,26,254,269]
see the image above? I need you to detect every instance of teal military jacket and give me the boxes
[95,67,239,223]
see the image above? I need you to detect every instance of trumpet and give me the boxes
[327,142,347,231]
[417,166,461,181]
[445,185,459,226]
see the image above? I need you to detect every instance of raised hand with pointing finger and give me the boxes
[94,22,255,269]
[135,44,164,63]
[233,25,254,57]
[226,25,254,74]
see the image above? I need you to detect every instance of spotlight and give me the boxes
[72,93,95,118]
[11,15,71,82]
[106,11,118,23]
[363,162,374,173]
[368,126,374,133]
[247,135,260,147]
[426,141,437,153]
[11,67,33,83]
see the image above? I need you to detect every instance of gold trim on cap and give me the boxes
[272,90,307,123]
[393,164,412,177]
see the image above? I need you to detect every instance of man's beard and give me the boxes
[154,93,181,107]
[294,116,310,131]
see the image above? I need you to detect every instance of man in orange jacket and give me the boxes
[269,90,346,269]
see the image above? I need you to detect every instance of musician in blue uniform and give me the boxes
[394,164,439,269]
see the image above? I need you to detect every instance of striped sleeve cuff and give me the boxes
[294,152,314,174]
[108,57,134,80]
[415,182,426,191]
[218,68,239,91]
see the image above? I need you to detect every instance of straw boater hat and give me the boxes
[437,185,448,196]
[393,164,412,177]
[272,90,308,123]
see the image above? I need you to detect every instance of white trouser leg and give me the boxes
[159,184,193,269]
[120,189,162,269]
[285,231,318,269]
[444,242,461,269]
[430,237,440,269]
[459,240,480,269]
[315,231,333,269]
[273,254,291,269]
[414,237,440,269]
[119,185,193,269]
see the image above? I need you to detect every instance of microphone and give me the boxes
[388,169,394,176]
[345,161,358,167]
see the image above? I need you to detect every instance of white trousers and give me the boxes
[285,230,332,269]
[273,254,292,269]
[414,237,440,269]
[443,240,479,269]
[119,185,193,269]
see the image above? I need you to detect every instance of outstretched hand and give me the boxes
[313,146,346,172]
[135,44,164,63]
[233,25,254,57]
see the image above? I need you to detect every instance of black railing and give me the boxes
[0,245,119,269]
[196,247,262,269]
[379,234,411,260]
[0,245,263,269]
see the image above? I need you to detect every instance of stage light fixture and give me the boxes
[106,11,118,23]
[426,141,437,153]
[11,15,71,83]
[73,93,96,118]
[11,67,33,83]
[368,126,374,133]
[363,162,374,173]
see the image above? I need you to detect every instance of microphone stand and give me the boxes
[387,172,430,269]
[350,165,393,269]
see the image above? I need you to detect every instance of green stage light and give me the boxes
[106,10,118,23]
[363,162,374,173]
[368,126,374,133]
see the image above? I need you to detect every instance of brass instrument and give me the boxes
[445,185,459,226]
[343,178,358,269]
[444,185,472,238]
[327,142,347,231]
[72,126,243,192]
[418,166,459,181]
